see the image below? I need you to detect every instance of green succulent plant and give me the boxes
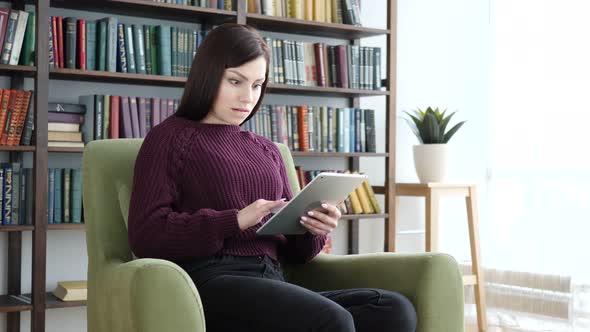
[403,107,466,144]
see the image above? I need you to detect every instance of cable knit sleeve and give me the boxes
[127,127,241,262]
[264,140,327,263]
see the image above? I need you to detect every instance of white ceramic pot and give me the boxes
[413,144,449,183]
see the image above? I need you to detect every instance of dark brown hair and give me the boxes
[175,23,270,124]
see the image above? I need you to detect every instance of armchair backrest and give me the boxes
[83,138,299,269]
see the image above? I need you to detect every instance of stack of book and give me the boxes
[0,8,35,66]
[48,103,85,148]
[52,280,87,301]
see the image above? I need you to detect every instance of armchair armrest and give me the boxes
[283,253,464,332]
[89,258,205,332]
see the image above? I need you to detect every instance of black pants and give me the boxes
[183,255,417,332]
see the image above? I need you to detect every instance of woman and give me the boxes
[128,23,416,332]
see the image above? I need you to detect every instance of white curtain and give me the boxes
[480,0,590,330]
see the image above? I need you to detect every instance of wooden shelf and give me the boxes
[0,64,36,77]
[47,223,85,230]
[341,214,388,220]
[246,13,389,39]
[0,225,34,232]
[0,145,35,152]
[48,146,85,153]
[50,68,187,86]
[49,69,388,96]
[292,152,387,157]
[45,292,86,309]
[50,0,237,24]
[267,83,389,97]
[0,295,32,313]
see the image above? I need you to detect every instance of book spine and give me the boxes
[20,11,35,66]
[63,169,70,223]
[133,24,146,74]
[1,10,19,64]
[64,17,76,69]
[78,19,86,70]
[53,169,63,223]
[47,168,54,224]
[71,169,82,223]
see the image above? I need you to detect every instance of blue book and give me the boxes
[19,169,26,225]
[1,164,11,225]
[47,168,55,224]
[53,169,63,224]
[70,169,82,223]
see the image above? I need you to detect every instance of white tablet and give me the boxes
[256,172,368,235]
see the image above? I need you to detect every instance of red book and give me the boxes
[110,96,120,139]
[77,19,86,70]
[1,90,19,145]
[51,17,60,68]
[335,45,349,88]
[10,90,31,146]
[57,16,64,69]
[313,43,326,87]
[0,90,10,144]
[297,106,309,152]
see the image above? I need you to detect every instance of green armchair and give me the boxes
[83,139,464,332]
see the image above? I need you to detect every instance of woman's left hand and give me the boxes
[300,203,342,236]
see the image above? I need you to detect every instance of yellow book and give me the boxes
[304,0,313,20]
[313,0,324,22]
[355,182,375,214]
[345,171,363,214]
[248,0,256,13]
[289,0,303,19]
[52,280,87,301]
[325,0,332,23]
[362,180,382,214]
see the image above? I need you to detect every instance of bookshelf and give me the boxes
[1,0,397,331]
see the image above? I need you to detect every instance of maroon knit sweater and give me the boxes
[128,116,326,264]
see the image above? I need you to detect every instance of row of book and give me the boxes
[242,104,376,153]
[296,168,381,215]
[0,89,34,146]
[153,0,362,26]
[47,96,180,147]
[264,38,381,90]
[0,9,35,66]
[0,163,29,225]
[47,168,83,224]
[151,0,237,10]
[48,15,211,78]
[247,0,362,26]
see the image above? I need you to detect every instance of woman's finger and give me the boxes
[300,217,331,234]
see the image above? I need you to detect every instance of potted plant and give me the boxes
[403,107,466,183]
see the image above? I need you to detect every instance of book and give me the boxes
[52,280,87,301]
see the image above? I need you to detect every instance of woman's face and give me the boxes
[201,56,267,126]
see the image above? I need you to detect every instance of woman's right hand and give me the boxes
[237,199,287,230]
